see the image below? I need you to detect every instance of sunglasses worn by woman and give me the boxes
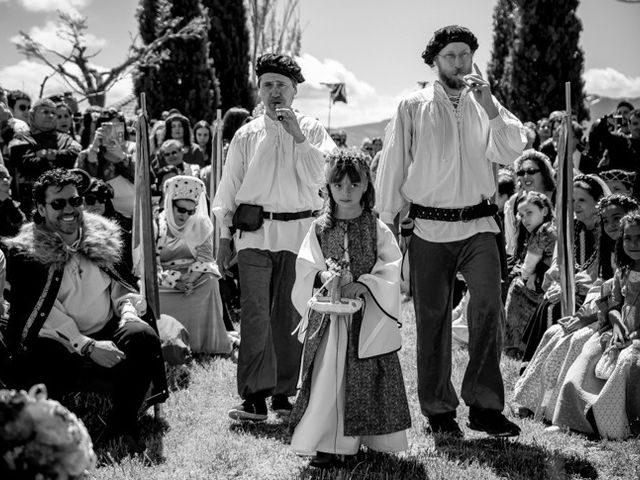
[84,194,107,206]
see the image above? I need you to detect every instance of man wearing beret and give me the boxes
[376,25,527,437]
[213,53,335,421]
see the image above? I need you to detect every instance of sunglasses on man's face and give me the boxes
[516,168,541,177]
[84,194,106,206]
[46,196,84,210]
[174,205,196,216]
[17,104,31,111]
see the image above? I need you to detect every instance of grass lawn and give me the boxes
[87,300,640,480]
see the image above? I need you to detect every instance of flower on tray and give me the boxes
[0,384,96,480]
[326,257,350,274]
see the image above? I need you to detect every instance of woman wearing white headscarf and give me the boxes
[156,175,231,354]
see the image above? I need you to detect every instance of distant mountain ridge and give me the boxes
[336,96,640,150]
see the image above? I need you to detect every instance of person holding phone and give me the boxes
[376,25,527,438]
[76,111,136,219]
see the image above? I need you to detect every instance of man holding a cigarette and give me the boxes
[213,53,335,422]
[376,25,527,438]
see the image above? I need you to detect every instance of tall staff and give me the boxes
[209,109,223,255]
[133,93,168,408]
[556,82,576,317]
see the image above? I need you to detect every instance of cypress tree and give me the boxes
[486,0,515,106]
[498,0,587,121]
[133,0,220,122]
[203,0,255,113]
[137,0,159,44]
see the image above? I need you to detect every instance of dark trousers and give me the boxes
[409,232,505,417]
[236,248,302,399]
[14,319,161,433]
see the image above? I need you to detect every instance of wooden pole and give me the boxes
[134,93,167,414]
[210,109,223,256]
[557,82,576,317]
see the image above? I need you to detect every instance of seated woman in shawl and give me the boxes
[511,194,638,421]
[156,175,231,355]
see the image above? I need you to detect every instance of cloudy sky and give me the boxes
[0,0,639,127]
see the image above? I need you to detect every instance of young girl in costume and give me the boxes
[290,150,411,468]
[504,192,556,357]
[551,210,640,439]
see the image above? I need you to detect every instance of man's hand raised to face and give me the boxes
[464,63,498,120]
[275,106,306,144]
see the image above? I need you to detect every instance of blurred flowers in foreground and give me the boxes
[0,384,96,479]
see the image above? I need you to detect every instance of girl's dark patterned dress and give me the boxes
[289,211,411,436]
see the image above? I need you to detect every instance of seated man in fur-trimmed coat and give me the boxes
[2,168,167,450]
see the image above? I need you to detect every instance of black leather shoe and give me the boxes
[427,411,463,438]
[228,397,268,422]
[309,451,343,468]
[271,394,293,417]
[468,408,521,437]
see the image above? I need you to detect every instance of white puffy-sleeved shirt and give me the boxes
[212,113,336,254]
[375,81,527,243]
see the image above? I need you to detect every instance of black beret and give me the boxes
[421,25,479,67]
[256,53,305,84]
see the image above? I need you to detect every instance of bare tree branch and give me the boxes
[245,0,303,85]
[12,10,208,106]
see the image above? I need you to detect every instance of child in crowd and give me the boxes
[290,150,411,468]
[551,210,640,439]
[504,192,556,357]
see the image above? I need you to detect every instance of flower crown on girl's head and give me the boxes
[324,149,371,183]
[597,194,640,214]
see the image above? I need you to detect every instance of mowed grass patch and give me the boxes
[88,300,640,479]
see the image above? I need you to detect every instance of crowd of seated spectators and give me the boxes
[0,85,249,452]
[451,99,640,440]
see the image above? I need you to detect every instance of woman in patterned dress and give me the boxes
[511,194,638,421]
[551,211,640,439]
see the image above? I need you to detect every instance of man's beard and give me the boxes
[439,68,469,91]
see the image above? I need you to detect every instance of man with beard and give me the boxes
[3,168,166,452]
[376,25,526,438]
[214,54,335,421]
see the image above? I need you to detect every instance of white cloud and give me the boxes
[14,0,92,13]
[293,53,422,128]
[11,20,106,55]
[0,59,132,108]
[584,67,640,99]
